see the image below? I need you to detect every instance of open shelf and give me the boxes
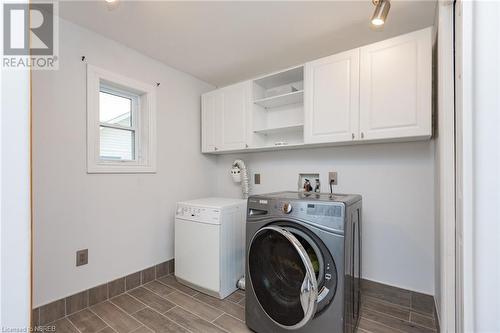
[253,124,304,135]
[254,66,304,89]
[254,90,304,109]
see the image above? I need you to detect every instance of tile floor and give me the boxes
[41,275,438,333]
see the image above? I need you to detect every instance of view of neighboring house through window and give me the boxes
[99,86,138,161]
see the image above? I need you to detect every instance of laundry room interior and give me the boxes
[7,0,496,333]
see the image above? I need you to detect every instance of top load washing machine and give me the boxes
[245,191,362,333]
[175,197,246,299]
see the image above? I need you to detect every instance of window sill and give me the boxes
[87,163,156,174]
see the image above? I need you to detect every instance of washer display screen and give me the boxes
[306,204,341,217]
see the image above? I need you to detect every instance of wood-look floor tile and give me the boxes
[194,292,245,321]
[163,306,226,333]
[128,287,175,314]
[68,309,107,333]
[53,318,80,333]
[97,327,116,333]
[163,292,223,322]
[130,326,153,333]
[237,297,245,306]
[110,294,146,315]
[132,308,189,333]
[226,291,245,304]
[213,314,251,333]
[358,317,402,333]
[362,280,411,308]
[362,296,410,321]
[157,276,198,296]
[362,309,435,333]
[410,312,435,330]
[143,281,175,298]
[91,301,141,333]
[362,288,411,308]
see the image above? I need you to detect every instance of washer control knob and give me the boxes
[282,202,293,214]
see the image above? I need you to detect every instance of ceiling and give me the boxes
[60,1,436,87]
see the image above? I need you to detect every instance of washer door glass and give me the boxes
[249,225,319,329]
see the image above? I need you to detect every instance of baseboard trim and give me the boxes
[32,258,174,326]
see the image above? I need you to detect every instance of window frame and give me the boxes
[87,64,157,173]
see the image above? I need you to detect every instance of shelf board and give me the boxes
[253,124,304,135]
[254,90,304,109]
[254,66,304,89]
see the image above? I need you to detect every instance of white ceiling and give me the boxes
[60,1,436,87]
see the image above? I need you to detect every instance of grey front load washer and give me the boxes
[245,191,362,333]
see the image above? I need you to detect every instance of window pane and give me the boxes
[100,126,135,160]
[99,91,132,127]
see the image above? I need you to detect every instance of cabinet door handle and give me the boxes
[352,133,355,140]
[214,147,218,151]
[361,132,364,139]
[245,144,249,148]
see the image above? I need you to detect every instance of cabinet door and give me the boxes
[201,91,221,153]
[359,27,432,141]
[219,82,249,151]
[304,49,360,144]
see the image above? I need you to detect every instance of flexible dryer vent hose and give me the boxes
[232,159,249,199]
[237,276,245,290]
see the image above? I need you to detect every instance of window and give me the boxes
[87,65,156,173]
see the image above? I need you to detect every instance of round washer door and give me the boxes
[249,225,319,330]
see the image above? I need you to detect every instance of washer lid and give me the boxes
[177,197,246,209]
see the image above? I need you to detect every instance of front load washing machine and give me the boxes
[245,191,362,333]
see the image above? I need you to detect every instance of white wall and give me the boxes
[32,19,216,307]
[216,142,435,295]
[0,56,31,327]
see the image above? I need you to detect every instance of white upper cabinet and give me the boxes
[219,82,249,151]
[359,27,432,141]
[201,91,220,153]
[304,49,360,144]
[201,27,433,153]
[201,82,249,152]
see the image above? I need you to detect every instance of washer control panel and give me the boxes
[176,204,220,223]
[272,201,345,233]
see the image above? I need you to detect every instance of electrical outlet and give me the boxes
[254,173,261,185]
[76,249,88,267]
[329,171,338,185]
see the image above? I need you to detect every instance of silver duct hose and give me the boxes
[231,159,249,199]
[237,276,245,290]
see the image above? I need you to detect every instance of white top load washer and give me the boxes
[175,197,247,299]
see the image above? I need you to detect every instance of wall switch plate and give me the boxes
[329,171,338,185]
[76,249,88,266]
[254,173,261,185]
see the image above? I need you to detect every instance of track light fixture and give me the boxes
[371,0,391,26]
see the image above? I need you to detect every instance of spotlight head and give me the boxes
[371,0,391,26]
